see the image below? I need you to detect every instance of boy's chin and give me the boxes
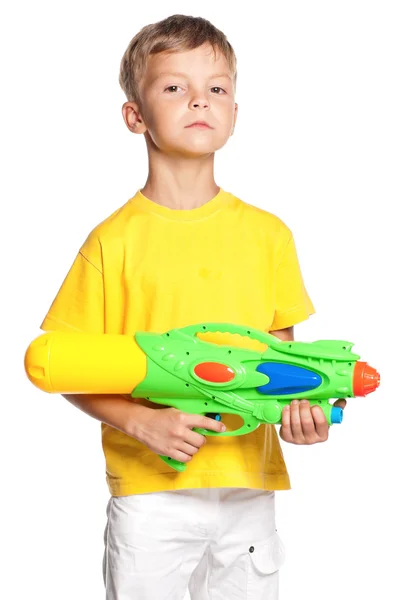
[164,141,226,158]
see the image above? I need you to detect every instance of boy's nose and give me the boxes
[189,97,209,110]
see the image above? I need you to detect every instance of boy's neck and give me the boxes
[140,151,219,210]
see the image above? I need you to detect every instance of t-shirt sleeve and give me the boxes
[269,233,315,331]
[40,234,104,334]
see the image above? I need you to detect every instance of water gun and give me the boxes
[24,322,380,472]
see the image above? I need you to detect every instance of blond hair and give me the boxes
[119,14,237,103]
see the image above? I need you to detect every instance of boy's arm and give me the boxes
[41,240,224,463]
[61,392,225,464]
[62,393,150,438]
[271,326,346,445]
[269,326,294,342]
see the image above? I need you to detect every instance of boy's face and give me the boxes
[124,43,238,157]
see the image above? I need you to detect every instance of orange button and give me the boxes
[194,362,235,383]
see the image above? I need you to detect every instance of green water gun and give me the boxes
[24,322,380,472]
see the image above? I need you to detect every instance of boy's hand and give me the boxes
[279,399,347,445]
[132,406,226,463]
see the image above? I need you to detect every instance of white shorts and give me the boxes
[103,487,285,600]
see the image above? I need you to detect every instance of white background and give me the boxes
[2,1,396,599]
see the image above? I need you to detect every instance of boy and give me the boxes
[40,14,345,600]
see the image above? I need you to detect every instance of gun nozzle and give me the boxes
[353,361,380,396]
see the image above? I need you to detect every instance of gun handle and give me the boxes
[159,454,188,472]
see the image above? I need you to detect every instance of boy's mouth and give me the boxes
[185,121,213,129]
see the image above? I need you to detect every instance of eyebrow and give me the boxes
[153,71,232,81]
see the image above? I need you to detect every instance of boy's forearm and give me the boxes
[62,393,151,438]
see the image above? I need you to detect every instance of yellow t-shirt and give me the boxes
[40,188,315,495]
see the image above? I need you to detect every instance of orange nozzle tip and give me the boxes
[353,361,380,396]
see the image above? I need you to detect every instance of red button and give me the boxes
[194,362,235,383]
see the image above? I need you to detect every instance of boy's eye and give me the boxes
[164,85,226,94]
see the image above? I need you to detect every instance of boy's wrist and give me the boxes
[122,401,155,440]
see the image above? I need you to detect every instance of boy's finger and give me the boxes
[290,400,304,439]
[190,414,226,433]
[299,400,316,437]
[185,429,207,449]
[171,449,193,463]
[280,406,293,442]
[311,405,329,438]
[334,399,347,409]
[179,441,200,457]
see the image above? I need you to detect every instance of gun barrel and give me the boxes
[24,332,147,394]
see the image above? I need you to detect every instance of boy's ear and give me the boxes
[231,102,238,136]
[122,102,147,134]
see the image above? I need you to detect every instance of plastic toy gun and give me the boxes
[24,322,380,472]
